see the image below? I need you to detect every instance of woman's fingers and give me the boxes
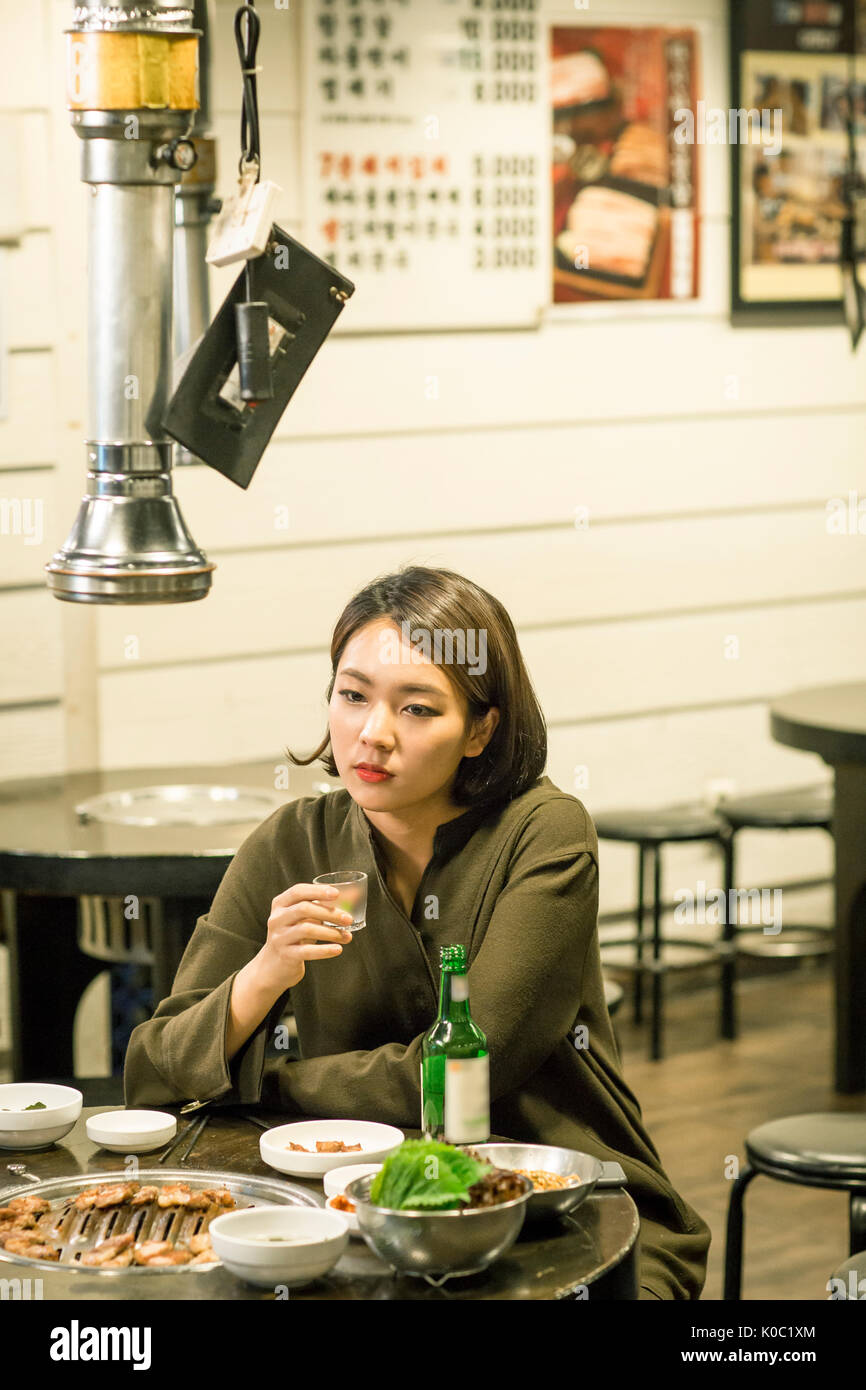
[271,883,339,909]
[269,899,354,930]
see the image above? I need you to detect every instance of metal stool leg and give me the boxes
[634,843,646,1025]
[723,1163,759,1300]
[721,830,738,1041]
[650,845,664,1062]
[849,1190,866,1256]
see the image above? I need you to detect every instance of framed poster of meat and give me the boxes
[730,0,866,324]
[550,25,700,305]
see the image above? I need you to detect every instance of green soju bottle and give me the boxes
[420,943,489,1144]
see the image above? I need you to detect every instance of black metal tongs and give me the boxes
[233,0,274,401]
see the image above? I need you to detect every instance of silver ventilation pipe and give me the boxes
[46,1,214,604]
[173,0,218,467]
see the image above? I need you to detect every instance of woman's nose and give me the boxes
[360,704,395,745]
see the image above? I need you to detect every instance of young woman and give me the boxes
[125,565,711,1300]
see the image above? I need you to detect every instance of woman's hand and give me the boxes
[225,884,354,1063]
[256,883,355,992]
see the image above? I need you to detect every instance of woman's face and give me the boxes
[328,618,497,814]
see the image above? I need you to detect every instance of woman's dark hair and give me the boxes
[285,565,547,812]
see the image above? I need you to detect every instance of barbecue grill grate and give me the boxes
[0,1168,319,1273]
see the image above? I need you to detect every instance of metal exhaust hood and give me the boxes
[45,1,215,605]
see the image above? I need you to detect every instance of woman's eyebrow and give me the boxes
[339,667,444,697]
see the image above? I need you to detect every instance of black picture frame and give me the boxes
[729,0,853,327]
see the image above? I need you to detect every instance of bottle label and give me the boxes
[444,1055,489,1144]
[451,973,469,1002]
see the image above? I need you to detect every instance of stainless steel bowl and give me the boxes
[345,1171,532,1284]
[466,1144,603,1222]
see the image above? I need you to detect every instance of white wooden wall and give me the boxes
[0,0,861,923]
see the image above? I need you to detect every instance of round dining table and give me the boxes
[0,1108,640,1301]
[0,758,328,1081]
[770,681,866,1093]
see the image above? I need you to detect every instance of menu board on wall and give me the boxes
[301,0,549,331]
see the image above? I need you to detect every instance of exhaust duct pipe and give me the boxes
[46,1,215,604]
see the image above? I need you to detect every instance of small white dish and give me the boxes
[85,1110,177,1153]
[323,1164,382,1237]
[209,1204,348,1289]
[322,1162,383,1200]
[259,1120,403,1178]
[0,1083,82,1151]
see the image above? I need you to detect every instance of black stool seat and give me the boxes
[746,1112,866,1184]
[593,804,724,844]
[602,941,723,971]
[716,783,832,833]
[724,1111,866,1298]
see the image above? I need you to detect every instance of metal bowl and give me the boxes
[345,1171,532,1284]
[466,1145,603,1223]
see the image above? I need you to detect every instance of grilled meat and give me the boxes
[186,1187,234,1210]
[2,1195,50,1216]
[79,1233,135,1267]
[129,1186,159,1206]
[103,1250,135,1268]
[142,1248,193,1266]
[73,1188,101,1211]
[133,1240,174,1264]
[0,1214,37,1237]
[186,1233,215,1254]
[156,1183,192,1208]
[94,1182,140,1209]
[3,1235,59,1260]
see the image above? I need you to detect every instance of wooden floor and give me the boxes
[611,958,863,1301]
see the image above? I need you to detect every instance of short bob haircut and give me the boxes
[286,565,547,814]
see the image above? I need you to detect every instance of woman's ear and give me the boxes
[464,706,500,758]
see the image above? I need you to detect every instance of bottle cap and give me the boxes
[440,943,467,969]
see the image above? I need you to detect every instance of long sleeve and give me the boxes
[262,799,597,1121]
[123,815,286,1108]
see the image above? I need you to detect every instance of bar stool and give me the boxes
[723,1112,866,1300]
[594,804,728,1061]
[715,784,833,1040]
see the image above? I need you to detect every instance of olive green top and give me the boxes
[124,776,711,1300]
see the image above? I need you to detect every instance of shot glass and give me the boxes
[313,871,368,933]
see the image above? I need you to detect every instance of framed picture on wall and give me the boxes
[730,0,866,324]
[550,24,700,306]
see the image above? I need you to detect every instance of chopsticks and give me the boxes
[156,1111,211,1166]
[174,1113,210,1164]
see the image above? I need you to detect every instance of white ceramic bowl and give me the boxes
[259,1121,403,1178]
[208,1204,349,1289]
[0,1083,82,1150]
[323,1164,383,1237]
[85,1110,177,1153]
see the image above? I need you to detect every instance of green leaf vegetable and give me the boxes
[368,1140,492,1211]
[24,1101,47,1110]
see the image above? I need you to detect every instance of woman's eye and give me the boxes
[338,688,365,703]
[405,704,437,717]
